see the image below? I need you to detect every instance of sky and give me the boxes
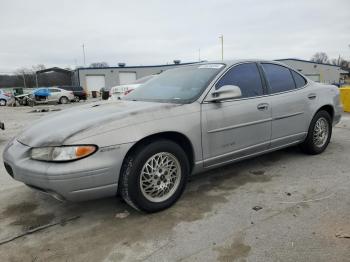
[0,0,349,73]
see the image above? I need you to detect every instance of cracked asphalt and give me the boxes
[0,103,349,262]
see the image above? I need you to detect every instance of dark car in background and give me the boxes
[59,86,87,102]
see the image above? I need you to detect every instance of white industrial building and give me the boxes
[277,58,347,84]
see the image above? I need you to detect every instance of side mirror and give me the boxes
[206,85,242,102]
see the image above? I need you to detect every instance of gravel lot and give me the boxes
[0,102,349,262]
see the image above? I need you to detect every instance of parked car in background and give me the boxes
[109,74,157,100]
[59,86,87,102]
[3,60,342,213]
[28,87,74,106]
[0,89,12,106]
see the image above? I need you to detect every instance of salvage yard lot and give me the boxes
[0,103,349,262]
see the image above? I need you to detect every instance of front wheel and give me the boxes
[0,99,6,106]
[300,110,332,155]
[119,140,189,213]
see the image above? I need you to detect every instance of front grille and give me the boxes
[4,162,14,178]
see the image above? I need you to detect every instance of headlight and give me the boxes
[31,145,97,162]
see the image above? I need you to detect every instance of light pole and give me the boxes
[82,44,86,66]
[219,35,224,60]
[198,48,201,62]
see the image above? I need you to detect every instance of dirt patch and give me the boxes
[2,201,55,230]
[214,235,251,262]
[10,213,55,230]
[2,202,38,216]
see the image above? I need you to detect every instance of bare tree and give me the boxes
[330,56,349,69]
[32,64,46,72]
[89,62,109,68]
[311,52,329,64]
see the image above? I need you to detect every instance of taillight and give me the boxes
[124,89,134,96]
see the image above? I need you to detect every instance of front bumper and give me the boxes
[3,139,133,201]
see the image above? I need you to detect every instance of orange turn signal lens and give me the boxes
[75,146,96,158]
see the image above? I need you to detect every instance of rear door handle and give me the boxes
[308,93,317,100]
[257,103,269,111]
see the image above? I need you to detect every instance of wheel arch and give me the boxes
[315,104,334,121]
[121,131,195,174]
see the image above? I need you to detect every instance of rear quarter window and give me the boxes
[291,71,307,88]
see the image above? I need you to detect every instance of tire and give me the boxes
[0,99,6,106]
[300,110,332,155]
[119,139,190,213]
[74,96,80,102]
[59,96,69,104]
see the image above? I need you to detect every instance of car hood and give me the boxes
[17,100,182,147]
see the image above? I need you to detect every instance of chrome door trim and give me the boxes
[273,111,304,121]
[207,118,273,134]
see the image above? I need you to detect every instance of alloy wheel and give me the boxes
[313,117,329,148]
[139,152,181,202]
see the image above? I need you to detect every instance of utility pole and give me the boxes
[219,35,224,60]
[35,73,38,88]
[82,44,86,66]
[22,72,26,88]
[198,48,201,62]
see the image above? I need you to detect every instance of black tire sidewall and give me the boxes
[303,110,332,154]
[124,140,189,212]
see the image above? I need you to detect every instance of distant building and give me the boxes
[74,61,199,93]
[276,58,347,84]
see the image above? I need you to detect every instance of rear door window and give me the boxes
[215,63,264,98]
[49,88,60,93]
[262,63,296,93]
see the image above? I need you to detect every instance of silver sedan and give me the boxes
[2,60,342,212]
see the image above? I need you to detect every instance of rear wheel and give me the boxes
[59,96,69,104]
[74,96,80,102]
[119,139,189,213]
[0,99,6,106]
[300,110,332,155]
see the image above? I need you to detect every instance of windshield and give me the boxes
[133,75,155,84]
[123,64,225,103]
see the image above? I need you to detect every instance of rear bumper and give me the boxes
[2,139,133,201]
[333,104,342,126]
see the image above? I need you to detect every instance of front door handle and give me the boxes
[257,103,269,111]
[308,93,317,100]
